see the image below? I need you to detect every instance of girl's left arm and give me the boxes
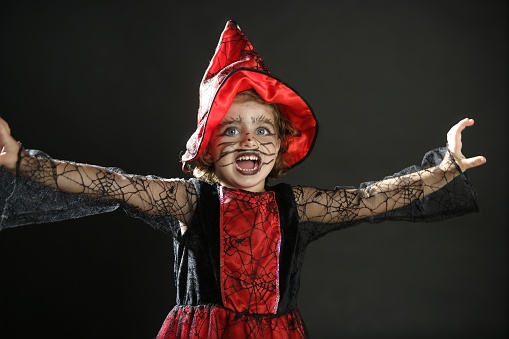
[295,118,486,224]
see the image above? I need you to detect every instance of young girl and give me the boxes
[0,20,485,339]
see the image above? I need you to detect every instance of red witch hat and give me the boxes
[181,20,318,170]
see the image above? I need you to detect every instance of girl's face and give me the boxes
[205,100,281,192]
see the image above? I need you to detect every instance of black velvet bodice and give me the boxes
[172,179,304,313]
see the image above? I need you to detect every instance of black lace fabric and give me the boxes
[0,149,119,228]
[1,146,476,231]
[0,146,478,338]
[0,148,196,236]
[294,147,478,244]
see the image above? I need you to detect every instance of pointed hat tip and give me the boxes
[226,19,240,29]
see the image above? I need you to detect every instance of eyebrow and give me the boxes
[252,115,276,127]
[217,116,242,129]
[216,114,276,129]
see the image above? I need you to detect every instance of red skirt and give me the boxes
[157,305,307,339]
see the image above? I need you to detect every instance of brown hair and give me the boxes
[192,89,301,183]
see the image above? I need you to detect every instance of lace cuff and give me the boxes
[300,147,479,244]
[0,148,119,230]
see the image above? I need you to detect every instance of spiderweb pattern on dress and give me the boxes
[219,187,281,314]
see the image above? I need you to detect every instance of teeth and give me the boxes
[237,155,259,161]
[235,154,260,173]
[236,164,258,172]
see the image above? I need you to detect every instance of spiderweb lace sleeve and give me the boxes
[0,147,197,237]
[293,147,479,244]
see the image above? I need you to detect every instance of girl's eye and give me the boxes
[224,127,239,136]
[256,127,270,136]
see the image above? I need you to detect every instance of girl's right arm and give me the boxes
[0,117,196,225]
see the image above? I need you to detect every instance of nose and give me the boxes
[241,133,257,148]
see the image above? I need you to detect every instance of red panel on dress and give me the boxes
[219,186,281,314]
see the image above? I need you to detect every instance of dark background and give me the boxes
[0,0,507,338]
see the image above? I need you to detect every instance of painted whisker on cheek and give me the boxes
[216,152,237,163]
[259,158,275,168]
[252,136,275,150]
[258,141,277,155]
[217,141,238,148]
[218,161,236,168]
[215,142,238,161]
[259,152,276,158]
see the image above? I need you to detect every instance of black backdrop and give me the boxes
[0,0,507,338]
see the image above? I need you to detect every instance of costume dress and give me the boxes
[0,16,482,339]
[0,147,479,338]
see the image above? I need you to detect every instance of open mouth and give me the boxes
[235,153,261,175]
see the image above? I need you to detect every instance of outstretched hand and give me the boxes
[447,118,486,172]
[0,117,21,173]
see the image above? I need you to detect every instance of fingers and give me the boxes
[447,118,473,141]
[458,117,475,129]
[0,120,8,146]
[447,117,486,172]
[0,117,11,135]
[0,117,13,140]
[447,120,464,158]
[0,118,13,149]
[458,155,487,171]
[0,117,21,172]
[0,116,18,152]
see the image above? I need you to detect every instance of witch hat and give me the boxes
[181,20,317,170]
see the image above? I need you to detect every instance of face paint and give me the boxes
[206,100,281,192]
